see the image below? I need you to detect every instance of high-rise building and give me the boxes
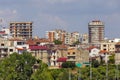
[9,22,32,39]
[88,20,104,43]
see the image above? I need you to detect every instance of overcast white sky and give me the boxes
[0,0,120,39]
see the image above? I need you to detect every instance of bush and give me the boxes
[62,61,75,68]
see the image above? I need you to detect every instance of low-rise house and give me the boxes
[28,45,49,64]
[49,50,59,66]
[67,47,76,63]
[100,42,116,54]
[9,38,29,54]
[57,57,67,67]
[99,50,110,64]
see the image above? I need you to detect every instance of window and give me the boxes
[53,56,55,59]
[36,42,40,44]
[68,52,70,55]
[73,52,75,54]
[17,42,23,45]
[103,45,106,47]
[104,49,106,51]
[10,49,13,52]
[1,43,4,46]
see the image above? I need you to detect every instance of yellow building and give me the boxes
[100,42,116,53]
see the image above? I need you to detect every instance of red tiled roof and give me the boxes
[26,38,51,45]
[0,31,5,34]
[29,45,48,50]
[57,57,67,62]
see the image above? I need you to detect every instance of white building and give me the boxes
[50,50,59,66]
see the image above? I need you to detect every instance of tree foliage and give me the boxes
[108,54,115,64]
[92,60,100,68]
[0,52,37,80]
[62,61,76,68]
[0,52,120,80]
[54,40,62,45]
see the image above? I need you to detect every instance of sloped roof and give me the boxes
[26,38,51,45]
[99,50,109,54]
[0,31,5,34]
[57,57,67,62]
[29,45,48,50]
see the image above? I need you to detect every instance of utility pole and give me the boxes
[105,53,108,80]
[69,68,71,80]
[90,58,92,80]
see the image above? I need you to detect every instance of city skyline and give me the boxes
[0,0,120,38]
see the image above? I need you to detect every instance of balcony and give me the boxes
[0,46,8,49]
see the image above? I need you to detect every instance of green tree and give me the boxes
[54,40,62,45]
[57,69,69,80]
[50,69,63,80]
[92,60,100,68]
[0,52,37,80]
[108,54,115,64]
[72,40,80,45]
[31,62,53,80]
[62,61,75,68]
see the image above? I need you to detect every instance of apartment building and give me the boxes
[0,37,9,58]
[46,29,66,43]
[88,20,104,43]
[100,42,116,53]
[80,33,89,44]
[9,22,33,39]
[71,32,80,44]
[65,32,71,44]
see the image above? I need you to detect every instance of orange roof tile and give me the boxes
[99,50,109,54]
[116,42,120,45]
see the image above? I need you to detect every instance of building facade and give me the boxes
[9,22,33,39]
[80,33,89,44]
[71,32,80,44]
[115,42,120,64]
[100,42,116,53]
[88,20,104,43]
[46,29,66,43]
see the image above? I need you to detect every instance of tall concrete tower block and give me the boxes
[88,20,104,43]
